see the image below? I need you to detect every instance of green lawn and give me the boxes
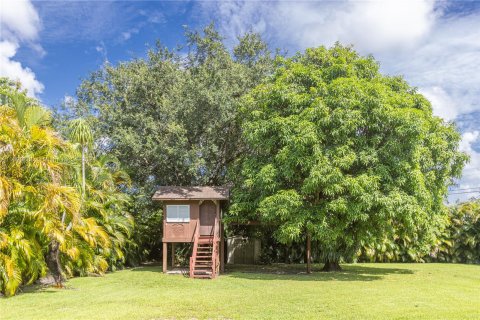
[1,263,479,320]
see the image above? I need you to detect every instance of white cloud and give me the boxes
[139,10,165,24]
[63,95,76,106]
[0,41,44,95]
[274,0,437,53]
[0,0,43,97]
[381,12,480,121]
[420,86,457,121]
[201,0,436,52]
[95,41,108,62]
[0,0,40,42]
[342,0,436,52]
[121,28,139,41]
[122,32,132,41]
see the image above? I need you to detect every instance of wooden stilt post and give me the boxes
[306,233,311,274]
[171,243,175,268]
[162,242,167,273]
[220,223,225,273]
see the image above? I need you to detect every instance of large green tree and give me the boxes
[71,25,273,258]
[230,44,467,271]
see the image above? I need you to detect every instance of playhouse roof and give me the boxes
[152,186,229,201]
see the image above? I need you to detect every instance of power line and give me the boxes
[449,191,480,195]
[449,187,480,191]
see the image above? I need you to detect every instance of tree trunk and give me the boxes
[46,241,64,287]
[306,233,311,274]
[81,146,86,196]
[321,259,342,272]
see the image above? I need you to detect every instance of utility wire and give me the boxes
[449,191,480,195]
[449,187,480,191]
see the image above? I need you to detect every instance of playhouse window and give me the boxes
[166,205,190,223]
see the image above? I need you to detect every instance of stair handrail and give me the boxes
[211,215,220,278]
[190,220,199,278]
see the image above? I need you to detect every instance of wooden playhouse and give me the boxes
[152,186,229,279]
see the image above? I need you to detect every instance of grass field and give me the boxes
[1,263,479,320]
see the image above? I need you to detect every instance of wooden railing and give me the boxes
[189,220,199,278]
[211,216,220,278]
[190,218,219,279]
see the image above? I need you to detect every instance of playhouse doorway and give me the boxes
[200,201,216,235]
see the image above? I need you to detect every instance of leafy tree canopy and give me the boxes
[74,25,272,187]
[68,25,274,259]
[230,44,468,269]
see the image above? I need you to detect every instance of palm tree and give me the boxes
[6,92,50,129]
[1,89,84,291]
[1,81,133,295]
[0,98,81,292]
[84,155,133,269]
[69,118,93,197]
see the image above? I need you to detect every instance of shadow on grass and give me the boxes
[130,264,191,277]
[13,283,75,297]
[223,264,414,282]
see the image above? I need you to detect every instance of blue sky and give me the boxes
[1,0,480,201]
[11,1,200,106]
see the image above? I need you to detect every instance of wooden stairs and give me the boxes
[191,236,214,278]
[190,219,220,279]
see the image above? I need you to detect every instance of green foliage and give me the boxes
[231,44,467,266]
[70,25,274,259]
[432,200,480,263]
[69,118,93,147]
[357,199,480,264]
[0,78,51,129]
[358,234,428,263]
[0,78,133,296]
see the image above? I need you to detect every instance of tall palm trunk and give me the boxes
[82,145,86,196]
[69,118,92,198]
